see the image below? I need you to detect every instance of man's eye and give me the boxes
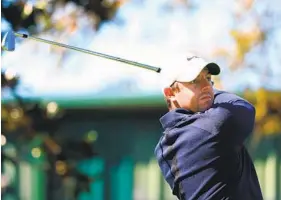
[190,77,212,85]
[191,79,198,84]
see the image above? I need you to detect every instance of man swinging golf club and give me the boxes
[154,55,263,200]
[2,30,263,199]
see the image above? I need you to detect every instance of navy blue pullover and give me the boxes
[155,90,263,200]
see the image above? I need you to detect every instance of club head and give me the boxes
[1,31,15,51]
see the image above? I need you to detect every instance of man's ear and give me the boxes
[163,87,175,99]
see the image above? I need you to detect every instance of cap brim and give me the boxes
[205,63,220,75]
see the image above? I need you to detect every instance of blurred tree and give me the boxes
[212,1,280,73]
[1,0,123,33]
[230,26,264,68]
[244,89,281,150]
[1,70,100,199]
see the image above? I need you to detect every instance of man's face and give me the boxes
[165,69,214,112]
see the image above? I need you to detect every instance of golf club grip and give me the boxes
[14,32,161,73]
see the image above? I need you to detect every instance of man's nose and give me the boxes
[200,78,212,90]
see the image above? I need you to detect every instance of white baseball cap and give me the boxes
[161,55,220,88]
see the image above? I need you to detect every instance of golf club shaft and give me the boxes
[14,32,161,73]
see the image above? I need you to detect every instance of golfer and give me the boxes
[155,55,263,200]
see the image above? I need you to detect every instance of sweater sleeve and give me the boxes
[210,90,256,145]
[227,99,256,144]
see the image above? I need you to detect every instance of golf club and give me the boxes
[1,31,162,73]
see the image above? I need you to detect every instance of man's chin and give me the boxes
[198,102,212,112]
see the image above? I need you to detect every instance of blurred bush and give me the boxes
[243,88,281,147]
